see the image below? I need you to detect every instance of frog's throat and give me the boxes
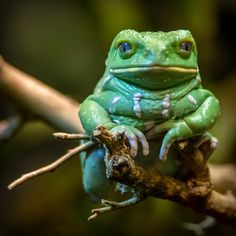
[110,66,198,74]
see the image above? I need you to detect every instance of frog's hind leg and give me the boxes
[80,147,114,202]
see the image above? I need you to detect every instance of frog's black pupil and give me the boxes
[119,42,132,52]
[181,42,192,51]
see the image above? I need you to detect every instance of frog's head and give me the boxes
[106,29,199,90]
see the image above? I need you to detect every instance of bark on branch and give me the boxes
[1,56,236,224]
[93,127,236,224]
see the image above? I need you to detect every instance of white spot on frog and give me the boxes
[113,119,121,124]
[133,93,142,118]
[188,94,197,105]
[109,96,120,113]
[162,109,169,117]
[104,75,111,85]
[161,94,170,118]
[112,96,121,104]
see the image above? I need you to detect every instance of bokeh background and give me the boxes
[1,0,236,235]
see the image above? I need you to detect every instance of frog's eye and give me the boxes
[180,41,192,52]
[117,41,135,59]
[118,42,132,53]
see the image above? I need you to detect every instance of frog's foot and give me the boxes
[88,192,145,221]
[110,125,149,157]
[116,182,134,194]
[194,132,219,150]
[146,119,193,161]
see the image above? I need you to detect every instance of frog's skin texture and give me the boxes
[79,29,220,200]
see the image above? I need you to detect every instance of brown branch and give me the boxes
[0,56,83,133]
[8,141,94,189]
[210,164,236,194]
[1,57,236,224]
[88,195,144,221]
[53,132,90,140]
[93,126,236,224]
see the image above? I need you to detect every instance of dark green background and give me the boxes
[1,0,236,235]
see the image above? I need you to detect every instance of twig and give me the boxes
[53,132,90,140]
[88,193,144,221]
[8,141,94,189]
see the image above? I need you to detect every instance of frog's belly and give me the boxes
[107,92,175,121]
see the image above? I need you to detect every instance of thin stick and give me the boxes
[53,132,90,140]
[88,194,144,221]
[8,141,94,190]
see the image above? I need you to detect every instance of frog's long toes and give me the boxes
[143,147,149,156]
[159,154,168,161]
[129,139,138,157]
[159,151,167,161]
[141,137,149,156]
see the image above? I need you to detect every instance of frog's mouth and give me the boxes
[110,65,198,89]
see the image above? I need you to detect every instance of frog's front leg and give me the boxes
[79,99,149,158]
[146,93,220,160]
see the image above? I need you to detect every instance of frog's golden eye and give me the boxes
[180,41,192,52]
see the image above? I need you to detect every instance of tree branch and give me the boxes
[93,126,236,224]
[8,141,94,189]
[210,164,236,194]
[1,57,236,224]
[0,56,83,133]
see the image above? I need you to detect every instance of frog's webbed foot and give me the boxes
[146,119,193,161]
[110,125,149,157]
[88,191,145,221]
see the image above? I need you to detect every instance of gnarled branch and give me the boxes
[93,126,236,224]
[1,56,236,225]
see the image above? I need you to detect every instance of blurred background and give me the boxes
[0,0,236,235]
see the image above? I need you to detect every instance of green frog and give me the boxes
[79,29,220,201]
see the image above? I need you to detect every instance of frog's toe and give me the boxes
[210,137,219,149]
[159,129,176,161]
[159,143,171,161]
[125,133,138,157]
[111,125,149,158]
[194,132,219,149]
[133,128,149,156]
